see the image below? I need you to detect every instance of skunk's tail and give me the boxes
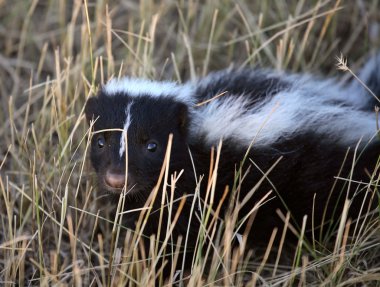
[350,53,380,110]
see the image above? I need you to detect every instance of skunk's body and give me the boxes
[85,54,379,245]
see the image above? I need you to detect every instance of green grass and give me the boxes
[0,0,380,286]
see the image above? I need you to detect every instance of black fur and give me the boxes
[194,69,290,105]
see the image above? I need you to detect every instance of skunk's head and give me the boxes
[85,83,189,203]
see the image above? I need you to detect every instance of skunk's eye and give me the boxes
[97,135,106,148]
[146,141,157,152]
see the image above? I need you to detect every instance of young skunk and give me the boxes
[85,55,379,246]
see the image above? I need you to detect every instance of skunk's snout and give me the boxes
[105,170,125,189]
[104,169,137,191]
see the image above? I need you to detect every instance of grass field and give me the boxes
[1,0,380,286]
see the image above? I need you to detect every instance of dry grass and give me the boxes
[0,0,380,286]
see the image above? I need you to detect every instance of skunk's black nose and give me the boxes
[105,170,125,189]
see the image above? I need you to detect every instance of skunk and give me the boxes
[85,54,379,246]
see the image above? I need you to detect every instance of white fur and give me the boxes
[348,53,380,106]
[119,102,133,158]
[105,77,195,104]
[107,68,378,151]
[190,74,378,148]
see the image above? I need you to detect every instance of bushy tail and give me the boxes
[350,53,380,110]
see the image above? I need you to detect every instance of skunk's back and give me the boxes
[189,68,378,150]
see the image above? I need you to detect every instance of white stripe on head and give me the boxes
[119,101,133,158]
[104,77,195,104]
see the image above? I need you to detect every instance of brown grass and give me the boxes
[0,0,379,286]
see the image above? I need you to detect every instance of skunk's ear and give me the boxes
[175,102,188,132]
[84,97,99,124]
